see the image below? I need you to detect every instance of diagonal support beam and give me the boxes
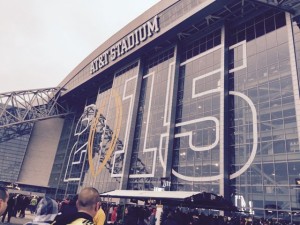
[0,87,74,129]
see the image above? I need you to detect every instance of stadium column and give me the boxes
[287,12,300,148]
[119,58,145,190]
[221,23,231,206]
[163,43,181,187]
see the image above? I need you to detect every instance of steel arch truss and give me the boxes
[0,87,73,142]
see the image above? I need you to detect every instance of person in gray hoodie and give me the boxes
[24,196,58,225]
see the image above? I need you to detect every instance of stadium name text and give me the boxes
[90,15,160,74]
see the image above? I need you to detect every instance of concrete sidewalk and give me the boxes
[1,210,35,225]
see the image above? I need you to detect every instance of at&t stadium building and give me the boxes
[1,0,300,220]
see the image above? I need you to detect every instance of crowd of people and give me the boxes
[0,186,105,225]
[0,186,299,225]
[156,209,299,225]
[0,189,39,223]
[93,205,300,225]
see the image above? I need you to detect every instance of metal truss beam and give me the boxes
[251,0,300,16]
[0,87,73,129]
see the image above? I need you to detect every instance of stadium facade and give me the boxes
[1,0,300,220]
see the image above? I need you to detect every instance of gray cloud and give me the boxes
[0,0,160,92]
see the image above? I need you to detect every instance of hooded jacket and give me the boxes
[25,197,58,225]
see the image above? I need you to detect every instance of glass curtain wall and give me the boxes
[80,62,140,193]
[127,48,175,190]
[0,131,32,182]
[172,29,223,193]
[228,10,300,218]
[48,115,77,200]
[51,6,300,220]
[61,62,140,196]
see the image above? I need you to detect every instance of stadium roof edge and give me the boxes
[58,0,299,95]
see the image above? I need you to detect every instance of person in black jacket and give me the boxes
[51,187,100,225]
[123,206,138,225]
[0,187,8,217]
[53,195,78,225]
[162,212,179,225]
[19,195,30,218]
[1,193,15,223]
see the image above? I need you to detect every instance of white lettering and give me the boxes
[126,32,135,50]
[99,55,105,68]
[134,29,140,46]
[90,60,98,74]
[115,41,123,59]
[138,23,147,42]
[154,187,165,191]
[120,39,128,55]
[90,15,160,74]
[234,195,246,212]
[110,46,117,61]
[102,51,109,66]
[162,180,171,187]
[147,15,160,37]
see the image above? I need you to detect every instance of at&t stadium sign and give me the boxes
[90,15,160,74]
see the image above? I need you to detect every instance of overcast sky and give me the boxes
[0,0,160,93]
